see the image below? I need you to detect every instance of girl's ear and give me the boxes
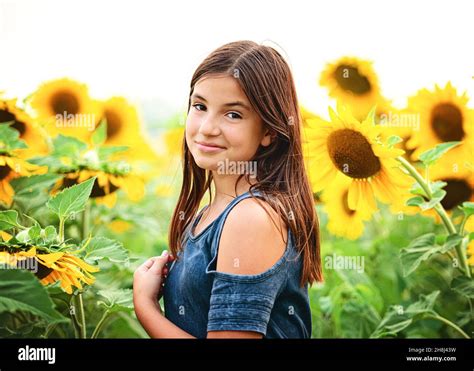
[261,129,276,147]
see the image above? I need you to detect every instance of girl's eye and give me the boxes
[193,103,206,111]
[226,112,242,120]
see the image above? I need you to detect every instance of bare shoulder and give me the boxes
[216,197,287,275]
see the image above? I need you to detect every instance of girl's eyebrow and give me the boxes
[191,93,251,111]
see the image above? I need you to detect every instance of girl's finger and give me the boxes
[138,257,155,271]
[137,255,162,272]
[150,252,169,274]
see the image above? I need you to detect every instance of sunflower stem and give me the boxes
[91,310,112,339]
[397,156,471,278]
[58,217,65,243]
[82,202,90,240]
[73,293,87,339]
[426,314,470,339]
[459,214,471,236]
[69,297,81,338]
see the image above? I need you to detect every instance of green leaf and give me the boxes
[0,124,28,152]
[400,233,443,276]
[15,229,31,243]
[27,225,41,241]
[84,236,129,264]
[0,210,24,231]
[97,289,133,313]
[43,226,58,243]
[0,270,67,323]
[92,119,107,146]
[410,180,447,196]
[451,276,474,299]
[406,196,424,207]
[371,291,440,338]
[406,190,446,211]
[405,291,439,315]
[10,174,61,197]
[460,201,474,217]
[418,141,461,166]
[52,134,87,158]
[441,234,463,253]
[46,177,96,220]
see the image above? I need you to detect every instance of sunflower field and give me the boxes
[0,56,473,339]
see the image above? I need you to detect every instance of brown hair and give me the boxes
[169,40,322,286]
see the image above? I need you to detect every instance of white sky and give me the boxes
[1,0,473,123]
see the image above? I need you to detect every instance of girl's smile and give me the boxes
[195,140,227,153]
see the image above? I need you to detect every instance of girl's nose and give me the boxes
[198,116,221,136]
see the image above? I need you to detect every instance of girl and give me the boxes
[133,40,323,338]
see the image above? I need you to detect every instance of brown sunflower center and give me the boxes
[440,178,472,211]
[334,65,372,95]
[18,257,54,279]
[63,176,119,198]
[104,109,122,140]
[0,165,11,180]
[50,91,80,115]
[342,190,356,216]
[0,109,27,135]
[431,103,464,142]
[327,129,381,179]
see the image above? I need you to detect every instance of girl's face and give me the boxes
[186,74,272,171]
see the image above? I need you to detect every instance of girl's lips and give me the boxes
[195,141,226,153]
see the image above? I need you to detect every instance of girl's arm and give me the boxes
[134,296,260,338]
[133,252,194,338]
[133,296,195,338]
[133,250,263,338]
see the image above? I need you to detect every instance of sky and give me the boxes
[1,0,473,125]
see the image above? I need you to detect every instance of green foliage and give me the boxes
[418,141,460,167]
[46,177,96,221]
[371,291,440,338]
[0,270,67,323]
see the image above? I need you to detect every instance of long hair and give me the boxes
[169,40,322,286]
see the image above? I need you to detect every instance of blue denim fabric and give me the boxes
[163,190,312,338]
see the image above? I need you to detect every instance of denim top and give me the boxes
[163,190,312,338]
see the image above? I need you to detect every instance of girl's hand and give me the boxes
[133,251,174,310]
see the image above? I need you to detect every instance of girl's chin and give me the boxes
[193,158,221,171]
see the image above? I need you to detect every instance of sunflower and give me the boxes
[0,99,48,158]
[95,97,159,162]
[320,57,387,120]
[0,155,47,206]
[421,157,474,223]
[433,170,473,214]
[321,178,372,239]
[304,104,412,217]
[107,220,132,234]
[406,82,474,164]
[53,169,144,208]
[37,249,99,294]
[29,78,100,141]
[0,245,99,294]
